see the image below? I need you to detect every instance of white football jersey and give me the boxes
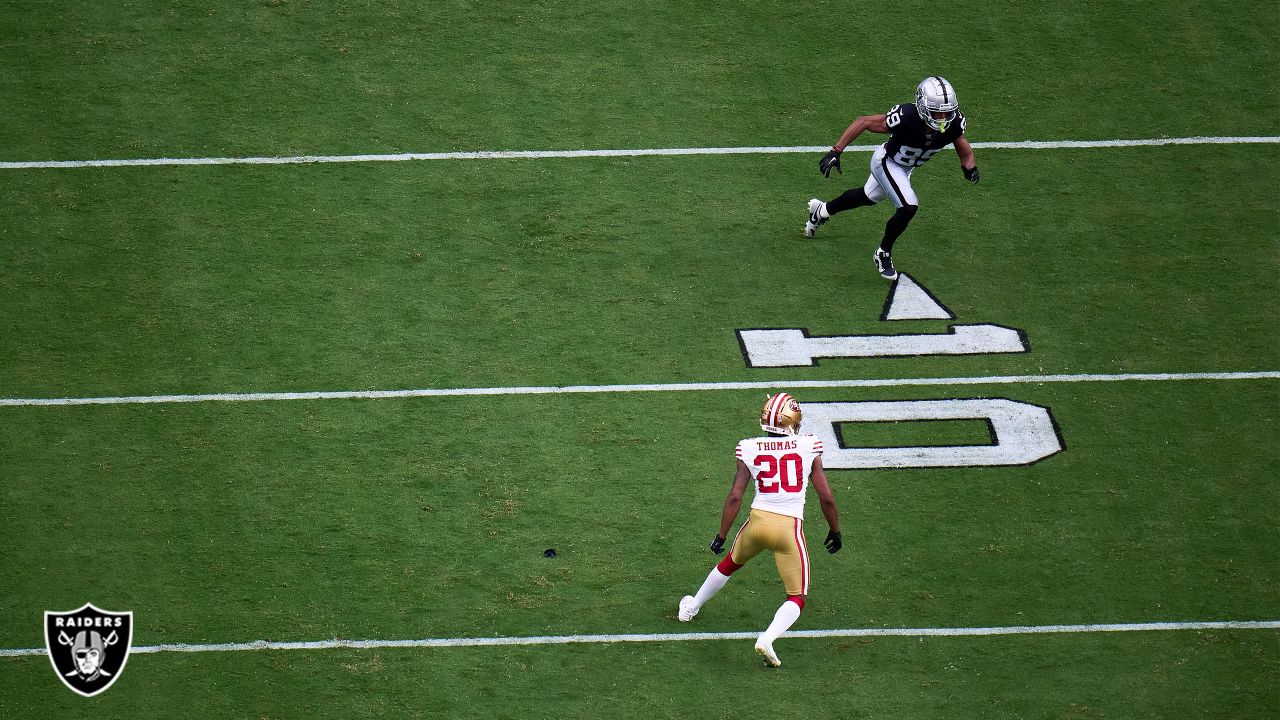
[734,434,824,519]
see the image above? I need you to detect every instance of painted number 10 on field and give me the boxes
[736,274,1063,470]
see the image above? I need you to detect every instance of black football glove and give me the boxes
[963,165,980,184]
[819,148,843,178]
[824,530,842,554]
[709,535,726,554]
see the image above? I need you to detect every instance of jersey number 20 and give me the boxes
[755,453,804,493]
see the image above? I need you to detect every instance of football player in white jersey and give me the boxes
[804,76,980,280]
[677,393,842,667]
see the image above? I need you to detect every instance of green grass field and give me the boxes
[2,1,1278,718]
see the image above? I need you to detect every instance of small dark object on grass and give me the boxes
[543,548,557,558]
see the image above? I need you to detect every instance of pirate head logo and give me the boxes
[44,603,133,697]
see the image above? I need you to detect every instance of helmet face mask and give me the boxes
[760,393,802,435]
[915,76,959,132]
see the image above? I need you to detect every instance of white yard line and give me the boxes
[1,136,1277,170]
[2,371,1277,408]
[1,620,1275,658]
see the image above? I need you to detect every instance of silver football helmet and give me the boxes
[915,76,959,132]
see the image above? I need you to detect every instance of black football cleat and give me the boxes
[873,249,898,280]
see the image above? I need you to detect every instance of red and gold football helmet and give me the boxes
[760,393,802,435]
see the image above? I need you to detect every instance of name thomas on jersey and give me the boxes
[735,434,824,519]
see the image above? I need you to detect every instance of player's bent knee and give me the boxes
[786,594,806,611]
[717,555,745,576]
[896,204,919,221]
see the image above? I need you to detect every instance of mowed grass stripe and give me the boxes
[2,620,1276,657]
[3,371,1277,407]
[1,136,1277,170]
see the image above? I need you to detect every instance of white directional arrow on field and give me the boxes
[736,271,1028,366]
[736,325,1028,367]
[882,273,955,320]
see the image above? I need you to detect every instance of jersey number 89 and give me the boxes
[892,146,941,167]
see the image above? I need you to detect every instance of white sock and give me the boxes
[759,599,802,643]
[691,568,731,609]
[819,202,830,220]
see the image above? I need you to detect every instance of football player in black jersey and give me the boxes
[804,76,980,280]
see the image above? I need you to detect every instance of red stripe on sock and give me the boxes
[716,555,744,575]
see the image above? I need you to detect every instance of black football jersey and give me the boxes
[883,103,966,168]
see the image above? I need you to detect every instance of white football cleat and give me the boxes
[677,595,699,622]
[754,638,781,667]
[804,198,827,237]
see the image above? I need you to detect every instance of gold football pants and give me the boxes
[729,508,810,596]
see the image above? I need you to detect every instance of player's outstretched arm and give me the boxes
[833,114,890,153]
[809,457,843,553]
[711,461,752,553]
[955,135,979,183]
[820,114,891,177]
